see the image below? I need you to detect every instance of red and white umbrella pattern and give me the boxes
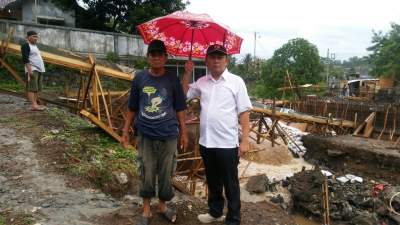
[137,11,243,59]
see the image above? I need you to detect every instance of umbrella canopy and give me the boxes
[137,10,243,59]
[0,0,17,9]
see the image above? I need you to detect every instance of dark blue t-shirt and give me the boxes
[128,70,186,140]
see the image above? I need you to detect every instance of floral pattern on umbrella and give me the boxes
[137,11,243,59]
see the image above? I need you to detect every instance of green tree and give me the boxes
[367,23,400,79]
[51,0,189,33]
[229,54,258,83]
[342,56,370,77]
[260,38,324,98]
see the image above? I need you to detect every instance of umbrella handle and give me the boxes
[189,29,194,60]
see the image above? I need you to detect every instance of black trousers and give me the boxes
[200,145,241,225]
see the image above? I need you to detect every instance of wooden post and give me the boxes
[354,113,358,128]
[271,98,276,147]
[107,89,113,116]
[322,178,330,225]
[82,68,94,110]
[76,75,84,112]
[378,105,391,140]
[257,115,263,144]
[0,58,26,86]
[390,107,397,141]
[88,54,100,118]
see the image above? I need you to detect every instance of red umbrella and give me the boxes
[137,10,243,59]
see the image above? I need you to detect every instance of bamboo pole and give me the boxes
[390,107,397,141]
[6,43,133,81]
[322,178,330,225]
[251,107,355,128]
[0,58,26,86]
[378,105,391,140]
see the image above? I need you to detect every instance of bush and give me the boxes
[106,51,119,63]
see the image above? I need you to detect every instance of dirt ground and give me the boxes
[0,93,297,225]
[303,135,400,186]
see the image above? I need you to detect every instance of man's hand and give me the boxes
[121,131,130,149]
[179,130,188,150]
[239,139,249,157]
[184,61,194,74]
[27,69,32,82]
[26,64,32,82]
[182,61,194,95]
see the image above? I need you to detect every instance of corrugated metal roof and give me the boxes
[0,0,17,9]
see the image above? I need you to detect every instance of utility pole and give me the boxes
[254,31,259,79]
[253,31,257,61]
[326,48,330,84]
[326,49,336,89]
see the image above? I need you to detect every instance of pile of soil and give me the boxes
[244,139,292,165]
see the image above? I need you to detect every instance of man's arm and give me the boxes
[182,61,193,95]
[176,111,188,150]
[238,111,250,157]
[21,43,32,79]
[121,110,135,148]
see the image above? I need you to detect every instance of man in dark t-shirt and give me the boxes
[121,40,187,225]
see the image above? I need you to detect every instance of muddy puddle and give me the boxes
[293,214,320,225]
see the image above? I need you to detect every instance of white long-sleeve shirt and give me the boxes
[187,69,252,148]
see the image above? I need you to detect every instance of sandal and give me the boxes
[161,207,177,223]
[137,215,150,225]
[31,106,46,111]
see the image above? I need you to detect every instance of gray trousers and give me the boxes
[136,133,177,201]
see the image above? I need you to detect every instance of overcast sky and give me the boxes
[187,0,400,61]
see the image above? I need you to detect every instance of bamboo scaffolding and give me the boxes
[6,42,133,81]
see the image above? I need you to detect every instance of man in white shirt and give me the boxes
[21,31,46,111]
[182,44,252,225]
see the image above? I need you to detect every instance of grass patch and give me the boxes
[44,107,138,196]
[0,213,35,225]
[2,105,138,197]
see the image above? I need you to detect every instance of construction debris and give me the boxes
[289,168,400,224]
[303,135,400,183]
[245,174,278,194]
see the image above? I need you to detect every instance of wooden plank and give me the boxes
[88,54,99,117]
[390,107,397,141]
[95,71,113,128]
[67,90,128,98]
[6,42,133,81]
[172,178,191,195]
[80,109,123,143]
[353,112,376,137]
[0,58,25,85]
[252,107,355,128]
[378,105,390,140]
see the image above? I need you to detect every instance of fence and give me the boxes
[0,19,146,60]
[282,96,400,140]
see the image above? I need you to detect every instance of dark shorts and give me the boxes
[26,71,43,92]
[136,132,177,200]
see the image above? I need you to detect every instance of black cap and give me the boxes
[147,39,167,54]
[206,44,227,55]
[27,31,38,37]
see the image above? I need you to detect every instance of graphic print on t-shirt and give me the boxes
[142,86,167,120]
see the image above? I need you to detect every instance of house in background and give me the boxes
[0,0,75,27]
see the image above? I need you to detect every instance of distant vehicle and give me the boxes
[343,79,379,98]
